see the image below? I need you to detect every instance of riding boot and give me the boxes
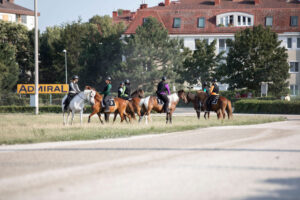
[104,106,110,113]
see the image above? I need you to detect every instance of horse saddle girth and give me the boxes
[211,96,219,105]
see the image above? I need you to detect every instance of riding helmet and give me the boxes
[125,79,130,84]
[212,78,217,83]
[106,76,112,81]
[120,81,125,85]
[72,75,79,80]
[162,76,167,81]
[203,82,208,86]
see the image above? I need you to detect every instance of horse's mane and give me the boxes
[131,88,144,98]
[85,86,102,101]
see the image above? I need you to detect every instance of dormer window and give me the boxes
[217,12,254,27]
[173,18,181,28]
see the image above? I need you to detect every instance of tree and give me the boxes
[115,17,184,92]
[0,21,34,84]
[0,43,18,92]
[176,39,224,86]
[219,25,290,96]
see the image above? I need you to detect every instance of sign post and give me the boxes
[34,0,39,114]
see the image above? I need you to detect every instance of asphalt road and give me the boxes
[0,114,300,200]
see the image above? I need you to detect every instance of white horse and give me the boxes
[139,92,180,124]
[62,89,96,125]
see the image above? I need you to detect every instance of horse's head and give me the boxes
[131,88,145,98]
[177,90,188,104]
[84,89,96,105]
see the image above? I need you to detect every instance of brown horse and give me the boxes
[86,86,131,123]
[197,91,233,119]
[184,91,208,119]
[139,90,187,124]
[113,88,144,122]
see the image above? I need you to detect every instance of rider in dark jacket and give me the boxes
[64,75,81,110]
[101,77,112,112]
[124,79,131,100]
[156,76,171,113]
[206,78,219,111]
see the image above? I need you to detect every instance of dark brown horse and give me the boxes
[197,91,233,119]
[86,86,131,123]
[139,90,187,124]
[184,91,208,119]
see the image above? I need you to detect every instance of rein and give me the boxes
[77,91,93,105]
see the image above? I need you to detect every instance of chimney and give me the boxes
[140,4,148,9]
[112,11,118,18]
[123,10,130,15]
[254,0,260,4]
[165,0,171,6]
[215,0,221,6]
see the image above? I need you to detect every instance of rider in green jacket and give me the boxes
[101,77,112,112]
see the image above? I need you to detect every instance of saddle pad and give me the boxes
[212,96,219,105]
[108,99,115,106]
[156,97,164,105]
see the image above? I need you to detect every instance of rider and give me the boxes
[101,76,112,112]
[203,81,210,95]
[118,81,125,98]
[64,75,81,110]
[156,76,171,113]
[124,79,131,99]
[206,78,219,111]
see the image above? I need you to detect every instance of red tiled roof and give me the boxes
[0,1,35,16]
[124,0,300,35]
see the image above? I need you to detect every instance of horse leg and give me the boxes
[80,109,83,125]
[88,110,98,123]
[97,112,104,124]
[66,110,71,125]
[196,111,200,120]
[166,113,169,124]
[113,111,118,123]
[63,111,66,125]
[71,110,75,125]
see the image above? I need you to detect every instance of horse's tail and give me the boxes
[226,99,233,119]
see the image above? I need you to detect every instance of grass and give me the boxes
[0,113,286,145]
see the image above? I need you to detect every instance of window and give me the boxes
[248,17,252,26]
[198,17,205,28]
[290,62,299,73]
[219,39,226,53]
[287,38,292,48]
[173,18,181,28]
[142,18,149,25]
[21,15,27,24]
[266,16,273,26]
[290,85,299,96]
[291,16,298,27]
[217,12,253,27]
[298,38,300,48]
[238,16,241,26]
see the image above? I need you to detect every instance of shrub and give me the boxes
[234,99,300,114]
[0,105,93,113]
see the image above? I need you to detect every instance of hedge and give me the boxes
[234,99,300,114]
[0,105,93,113]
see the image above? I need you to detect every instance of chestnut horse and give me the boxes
[113,88,145,122]
[86,86,131,123]
[139,90,187,124]
[197,91,233,119]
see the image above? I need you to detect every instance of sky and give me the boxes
[15,0,162,31]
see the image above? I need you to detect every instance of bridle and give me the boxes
[77,91,95,105]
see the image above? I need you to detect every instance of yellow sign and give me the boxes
[17,84,69,94]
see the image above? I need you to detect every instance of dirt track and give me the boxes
[0,113,300,200]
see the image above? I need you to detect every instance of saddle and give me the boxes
[211,95,219,105]
[156,97,165,105]
[102,98,115,107]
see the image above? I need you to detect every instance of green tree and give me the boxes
[0,21,34,84]
[176,39,224,86]
[0,43,18,92]
[219,25,290,96]
[115,17,184,92]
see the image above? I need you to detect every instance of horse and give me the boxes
[184,91,208,119]
[62,89,96,125]
[197,91,233,119]
[86,86,131,123]
[139,90,187,124]
[113,88,145,122]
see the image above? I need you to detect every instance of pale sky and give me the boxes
[15,0,162,31]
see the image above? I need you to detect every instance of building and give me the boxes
[114,0,300,95]
[0,0,36,30]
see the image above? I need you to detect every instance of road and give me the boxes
[0,114,300,200]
